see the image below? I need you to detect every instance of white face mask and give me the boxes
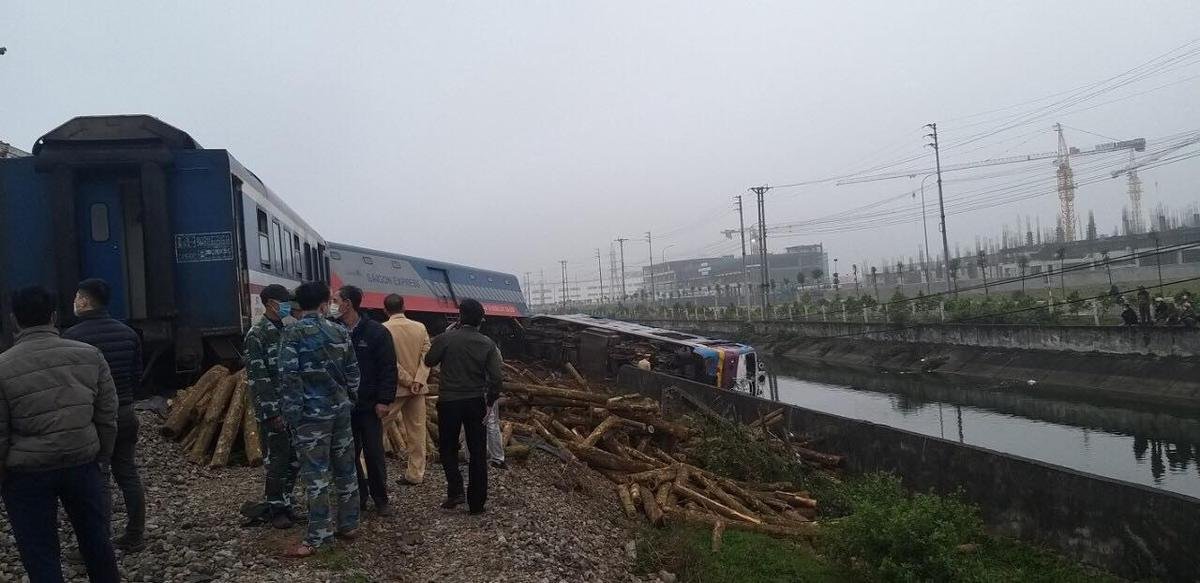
[328,303,340,318]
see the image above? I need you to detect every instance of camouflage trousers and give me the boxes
[294,412,360,547]
[263,423,300,514]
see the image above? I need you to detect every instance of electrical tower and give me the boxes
[1054,123,1078,242]
[645,231,655,300]
[750,186,771,311]
[594,248,604,303]
[559,260,569,308]
[615,237,629,299]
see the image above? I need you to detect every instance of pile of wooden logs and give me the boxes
[496,360,832,540]
[161,365,262,467]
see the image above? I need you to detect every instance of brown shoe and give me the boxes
[334,528,360,541]
[283,543,318,558]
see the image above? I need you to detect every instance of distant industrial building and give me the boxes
[641,243,829,297]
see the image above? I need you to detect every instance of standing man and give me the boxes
[424,299,503,514]
[244,284,300,529]
[381,294,432,485]
[278,282,361,557]
[1137,286,1152,325]
[0,286,120,582]
[334,286,397,517]
[62,278,147,552]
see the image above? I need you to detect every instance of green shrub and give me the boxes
[824,474,985,582]
[689,420,805,483]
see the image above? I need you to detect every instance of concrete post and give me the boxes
[821,306,827,322]
[939,301,946,322]
[863,307,869,323]
[1093,301,1101,326]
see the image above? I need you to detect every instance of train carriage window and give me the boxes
[391,260,404,269]
[90,203,110,242]
[271,220,283,274]
[282,229,293,275]
[362,256,374,265]
[293,234,303,276]
[257,209,271,269]
[303,243,312,280]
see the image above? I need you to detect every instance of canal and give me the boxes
[768,357,1200,499]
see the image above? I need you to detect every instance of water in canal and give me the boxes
[767,358,1200,499]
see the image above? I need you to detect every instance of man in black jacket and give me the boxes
[63,278,147,552]
[334,286,398,517]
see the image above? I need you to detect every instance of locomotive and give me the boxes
[0,115,527,389]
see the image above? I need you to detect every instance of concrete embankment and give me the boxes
[633,319,1200,408]
[619,366,1200,581]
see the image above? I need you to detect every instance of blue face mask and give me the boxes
[276,301,292,318]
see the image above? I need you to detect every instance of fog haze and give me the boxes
[3,2,1199,293]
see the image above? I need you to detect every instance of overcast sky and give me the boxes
[4,2,1199,294]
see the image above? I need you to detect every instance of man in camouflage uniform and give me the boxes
[244,284,300,529]
[278,282,361,556]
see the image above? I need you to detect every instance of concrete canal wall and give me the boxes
[633,318,1200,357]
[618,367,1200,581]
[632,319,1200,407]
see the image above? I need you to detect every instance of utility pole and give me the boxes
[523,271,531,305]
[645,231,655,302]
[750,186,771,311]
[594,248,604,303]
[926,123,954,294]
[559,260,569,309]
[609,243,618,302]
[539,269,546,308]
[734,195,750,318]
[615,237,629,300]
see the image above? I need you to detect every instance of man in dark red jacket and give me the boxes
[64,278,146,552]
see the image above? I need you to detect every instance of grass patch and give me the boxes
[635,524,848,583]
[313,547,354,571]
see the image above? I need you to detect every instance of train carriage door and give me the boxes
[76,174,130,319]
[426,267,458,311]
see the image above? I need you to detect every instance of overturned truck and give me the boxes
[524,314,768,396]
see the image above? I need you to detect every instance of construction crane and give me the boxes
[1109,131,1200,234]
[836,126,1145,242]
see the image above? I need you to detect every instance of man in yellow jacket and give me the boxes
[381,294,432,485]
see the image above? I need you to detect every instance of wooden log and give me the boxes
[551,419,581,444]
[503,382,607,404]
[640,483,665,527]
[564,362,588,388]
[209,377,247,467]
[646,445,679,466]
[509,421,537,436]
[583,415,621,447]
[501,421,514,447]
[758,495,792,513]
[711,521,726,553]
[666,508,816,539]
[656,482,675,510]
[630,483,643,506]
[180,422,201,452]
[794,446,843,467]
[387,419,407,453]
[626,413,693,441]
[773,491,818,509]
[748,408,784,429]
[675,484,762,525]
[522,397,598,409]
[627,465,677,487]
[241,389,264,467]
[564,442,655,473]
[504,444,531,460]
[698,474,757,520]
[532,420,578,462]
[717,478,777,516]
[674,463,692,492]
[189,373,240,463]
[162,365,229,438]
[596,469,629,484]
[744,481,799,491]
[618,484,637,519]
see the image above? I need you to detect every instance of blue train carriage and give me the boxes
[527,314,769,396]
[327,242,530,351]
[0,115,328,388]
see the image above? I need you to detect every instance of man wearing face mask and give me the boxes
[244,284,301,529]
[62,278,146,552]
